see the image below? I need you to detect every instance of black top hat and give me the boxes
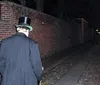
[15,17,33,31]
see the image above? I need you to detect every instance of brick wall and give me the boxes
[0,1,92,58]
[0,2,16,39]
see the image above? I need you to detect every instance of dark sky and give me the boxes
[43,0,100,28]
[2,0,100,28]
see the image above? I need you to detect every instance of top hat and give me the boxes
[15,17,33,31]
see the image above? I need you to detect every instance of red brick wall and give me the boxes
[0,2,16,39]
[0,1,90,58]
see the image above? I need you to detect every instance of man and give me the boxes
[0,17,42,85]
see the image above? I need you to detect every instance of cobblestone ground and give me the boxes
[41,44,92,85]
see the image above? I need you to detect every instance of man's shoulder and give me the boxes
[1,34,21,44]
[1,35,14,42]
[28,37,37,44]
[1,37,10,42]
[0,38,9,45]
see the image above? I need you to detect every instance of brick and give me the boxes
[0,1,93,59]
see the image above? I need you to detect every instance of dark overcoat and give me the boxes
[0,33,42,85]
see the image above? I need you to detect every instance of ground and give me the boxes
[41,43,100,85]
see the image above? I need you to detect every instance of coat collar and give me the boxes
[16,32,27,37]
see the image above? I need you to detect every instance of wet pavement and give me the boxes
[41,42,95,85]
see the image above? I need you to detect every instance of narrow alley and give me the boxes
[42,42,100,85]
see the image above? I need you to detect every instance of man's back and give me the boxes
[0,33,42,85]
[3,33,33,70]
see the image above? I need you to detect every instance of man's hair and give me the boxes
[16,26,30,32]
[18,26,29,30]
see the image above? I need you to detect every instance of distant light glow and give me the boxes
[97,32,100,34]
[96,29,98,31]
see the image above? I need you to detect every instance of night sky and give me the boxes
[43,0,100,28]
[1,0,100,28]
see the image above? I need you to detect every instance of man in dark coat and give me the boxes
[0,17,43,85]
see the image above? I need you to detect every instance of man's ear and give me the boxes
[17,28,20,32]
